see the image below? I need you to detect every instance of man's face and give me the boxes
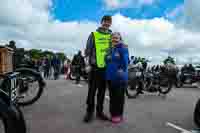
[101,20,112,30]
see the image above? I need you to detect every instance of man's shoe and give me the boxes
[96,113,109,121]
[83,113,93,123]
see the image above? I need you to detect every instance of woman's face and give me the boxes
[112,34,121,46]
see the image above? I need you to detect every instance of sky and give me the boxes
[0,0,200,64]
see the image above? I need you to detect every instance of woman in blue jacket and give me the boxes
[106,32,129,123]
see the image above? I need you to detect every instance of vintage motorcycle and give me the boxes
[176,71,200,88]
[11,52,46,106]
[194,98,200,127]
[0,73,26,133]
[69,65,89,82]
[126,65,173,98]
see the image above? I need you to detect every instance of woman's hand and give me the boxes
[117,69,124,77]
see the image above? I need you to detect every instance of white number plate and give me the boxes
[10,77,17,102]
[136,72,142,76]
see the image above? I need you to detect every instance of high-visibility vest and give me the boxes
[93,31,111,68]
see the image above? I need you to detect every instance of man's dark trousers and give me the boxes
[86,66,106,115]
[75,66,81,84]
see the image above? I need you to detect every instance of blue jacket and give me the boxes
[51,57,61,67]
[105,43,129,82]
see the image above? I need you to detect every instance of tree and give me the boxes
[56,52,66,61]
[6,40,17,50]
[29,49,43,60]
[163,56,175,65]
[42,50,55,58]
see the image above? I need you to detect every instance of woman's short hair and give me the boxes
[112,32,122,41]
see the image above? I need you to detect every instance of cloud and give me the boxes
[184,0,200,32]
[111,14,200,64]
[0,0,97,57]
[0,0,199,64]
[103,0,156,10]
[103,0,131,9]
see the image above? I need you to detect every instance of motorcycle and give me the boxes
[194,98,200,127]
[14,68,46,106]
[0,73,26,133]
[69,65,88,81]
[126,65,173,98]
[16,63,39,72]
[11,53,45,106]
[176,71,200,88]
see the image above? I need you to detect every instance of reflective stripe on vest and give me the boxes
[93,32,111,68]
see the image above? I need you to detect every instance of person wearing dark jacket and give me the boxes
[106,32,129,123]
[72,51,85,84]
[83,15,112,123]
[44,57,51,79]
[51,55,61,80]
[188,64,195,73]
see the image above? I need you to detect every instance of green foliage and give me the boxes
[42,50,54,59]
[29,49,43,60]
[163,56,175,65]
[6,40,68,62]
[56,52,66,61]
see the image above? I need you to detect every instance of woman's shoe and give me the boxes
[120,116,124,122]
[111,116,121,123]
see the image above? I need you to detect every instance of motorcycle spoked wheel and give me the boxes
[158,78,172,95]
[195,82,200,89]
[194,98,200,127]
[126,80,141,99]
[69,72,76,80]
[17,73,44,106]
[144,78,152,91]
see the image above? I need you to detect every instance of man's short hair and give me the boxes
[101,15,112,23]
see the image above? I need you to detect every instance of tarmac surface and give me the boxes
[21,78,200,133]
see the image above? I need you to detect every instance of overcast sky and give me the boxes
[0,0,199,64]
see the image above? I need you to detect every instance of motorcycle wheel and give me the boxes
[194,98,200,127]
[0,100,26,133]
[175,79,183,88]
[126,80,140,99]
[174,75,182,88]
[17,73,44,106]
[195,82,200,89]
[158,79,172,94]
[69,72,76,80]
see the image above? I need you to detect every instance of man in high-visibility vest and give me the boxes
[84,15,112,123]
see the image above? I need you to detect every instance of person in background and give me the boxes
[44,57,51,79]
[105,32,129,123]
[188,64,195,73]
[52,55,61,80]
[83,15,112,123]
[71,51,85,85]
[64,59,70,80]
[129,56,135,65]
